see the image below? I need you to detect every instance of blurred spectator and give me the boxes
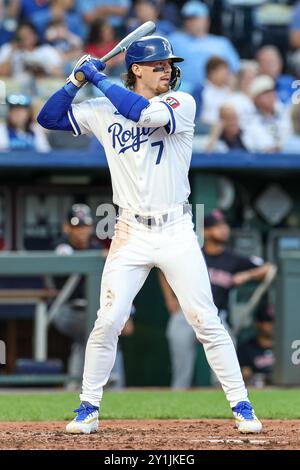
[127,0,176,37]
[160,209,273,388]
[0,94,50,152]
[288,3,300,92]
[85,20,124,76]
[256,46,295,105]
[230,60,257,127]
[244,75,292,152]
[45,18,82,65]
[238,304,275,387]
[78,0,131,32]
[289,1,300,51]
[0,21,63,78]
[169,1,239,91]
[153,0,180,27]
[31,0,86,42]
[205,105,251,153]
[8,0,49,22]
[0,0,18,46]
[283,103,300,153]
[85,20,118,57]
[200,56,232,126]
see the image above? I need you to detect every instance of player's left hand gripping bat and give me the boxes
[74,21,156,82]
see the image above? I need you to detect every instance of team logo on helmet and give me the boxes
[163,41,172,53]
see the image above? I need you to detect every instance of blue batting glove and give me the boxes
[76,61,107,86]
[90,58,106,72]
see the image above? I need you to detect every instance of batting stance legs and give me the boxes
[157,221,248,407]
[80,219,151,406]
[80,212,248,408]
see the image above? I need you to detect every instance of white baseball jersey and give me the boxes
[68,90,196,214]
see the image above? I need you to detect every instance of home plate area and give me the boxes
[0,420,299,450]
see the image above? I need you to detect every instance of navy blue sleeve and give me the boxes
[233,254,264,273]
[37,85,76,131]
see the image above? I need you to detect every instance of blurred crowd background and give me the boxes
[2,0,300,153]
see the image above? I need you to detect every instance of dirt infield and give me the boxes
[0,420,299,450]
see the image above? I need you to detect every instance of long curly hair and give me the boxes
[122,68,136,90]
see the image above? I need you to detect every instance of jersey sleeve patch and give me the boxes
[165,96,180,109]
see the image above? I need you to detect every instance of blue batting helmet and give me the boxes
[125,35,184,70]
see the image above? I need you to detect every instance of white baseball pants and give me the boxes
[80,210,249,408]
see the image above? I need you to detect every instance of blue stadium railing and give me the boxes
[1,150,300,169]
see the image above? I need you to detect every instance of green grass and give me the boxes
[0,389,299,421]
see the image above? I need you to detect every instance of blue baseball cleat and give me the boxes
[232,401,263,433]
[66,401,99,434]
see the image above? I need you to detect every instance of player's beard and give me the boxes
[155,84,169,95]
[210,235,228,248]
[156,77,170,94]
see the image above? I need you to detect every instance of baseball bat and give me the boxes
[233,264,278,335]
[75,21,156,82]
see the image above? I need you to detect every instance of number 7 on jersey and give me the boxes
[151,140,164,165]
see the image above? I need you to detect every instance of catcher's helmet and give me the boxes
[125,36,184,91]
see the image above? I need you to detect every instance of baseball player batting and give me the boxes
[37,35,262,435]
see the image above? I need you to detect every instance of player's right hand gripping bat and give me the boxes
[74,21,156,82]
